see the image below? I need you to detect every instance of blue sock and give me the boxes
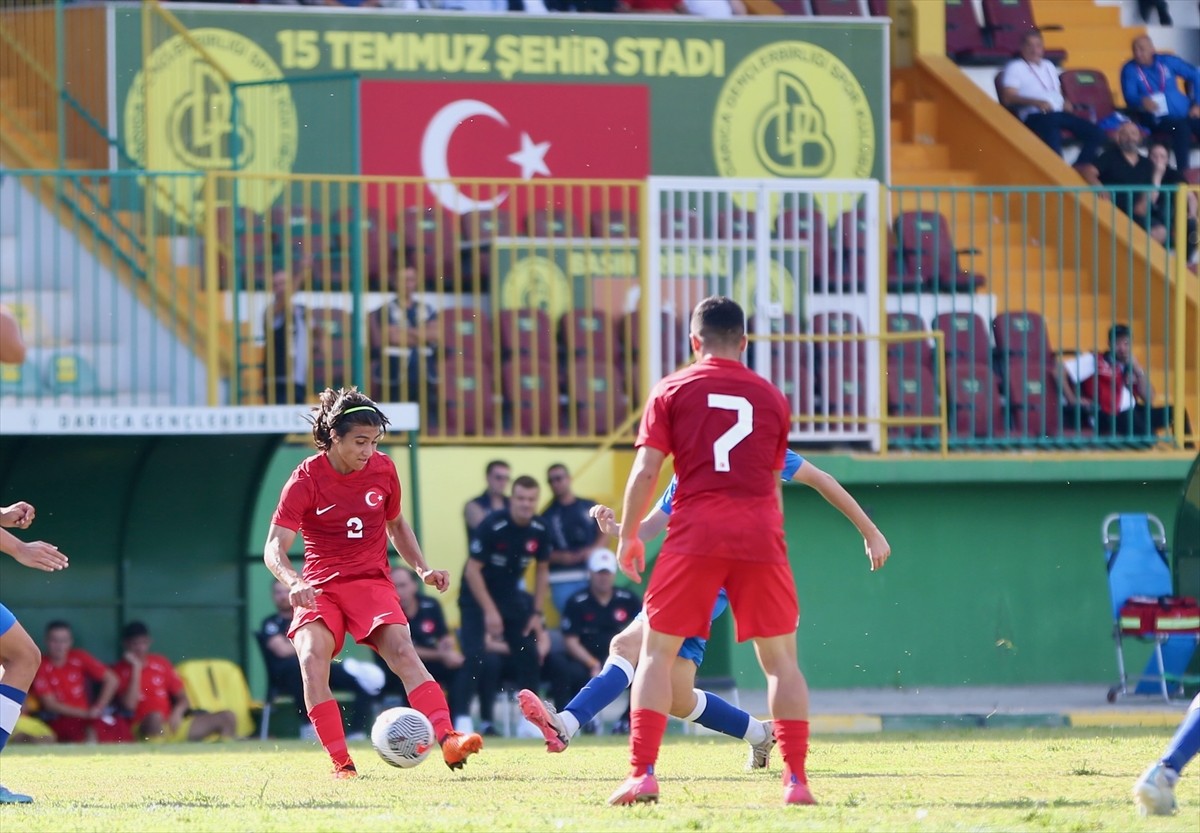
[564,655,634,727]
[1163,693,1200,774]
[686,688,752,740]
[0,683,28,753]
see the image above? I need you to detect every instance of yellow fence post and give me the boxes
[204,171,220,406]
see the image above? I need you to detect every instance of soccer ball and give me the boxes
[371,706,435,768]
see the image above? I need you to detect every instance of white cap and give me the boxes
[588,548,617,573]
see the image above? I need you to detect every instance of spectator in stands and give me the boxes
[458,474,551,736]
[1121,36,1200,172]
[1136,0,1173,26]
[1057,323,1192,441]
[463,459,510,536]
[375,567,468,723]
[31,621,120,744]
[541,463,605,616]
[1000,30,1106,171]
[112,621,237,742]
[263,264,308,405]
[556,548,640,728]
[1148,140,1199,260]
[369,247,439,414]
[683,0,745,15]
[257,581,376,740]
[1082,121,1168,244]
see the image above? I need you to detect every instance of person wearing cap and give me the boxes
[556,548,641,723]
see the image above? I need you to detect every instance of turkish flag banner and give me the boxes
[359,79,649,232]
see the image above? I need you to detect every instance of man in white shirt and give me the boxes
[1000,29,1106,170]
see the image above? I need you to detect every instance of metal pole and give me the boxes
[54,0,65,170]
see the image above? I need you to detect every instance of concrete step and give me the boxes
[891,169,980,186]
[892,143,951,170]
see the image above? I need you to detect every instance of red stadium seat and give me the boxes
[834,207,870,293]
[401,206,459,285]
[561,309,618,364]
[811,0,863,15]
[885,311,933,369]
[894,211,986,293]
[945,0,1013,66]
[428,359,498,438]
[774,0,809,15]
[308,307,354,393]
[776,206,832,292]
[525,209,583,239]
[992,311,1051,360]
[1004,362,1063,440]
[460,209,514,290]
[716,207,754,241]
[439,307,494,368]
[933,312,993,368]
[589,210,639,239]
[563,358,628,437]
[498,308,555,365]
[866,0,888,15]
[812,312,867,431]
[886,355,940,441]
[981,0,1067,64]
[946,359,1008,440]
[659,208,702,240]
[1059,69,1119,128]
[764,314,813,426]
[500,356,557,436]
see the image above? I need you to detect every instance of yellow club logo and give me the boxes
[125,28,298,225]
[713,41,875,219]
[500,255,573,324]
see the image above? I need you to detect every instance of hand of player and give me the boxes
[535,628,551,662]
[12,540,68,572]
[589,504,621,537]
[865,530,891,572]
[0,501,35,529]
[617,537,645,584]
[288,579,322,611]
[484,608,504,640]
[420,568,450,593]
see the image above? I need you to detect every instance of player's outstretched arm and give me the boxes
[590,503,669,542]
[386,512,449,593]
[0,527,68,572]
[0,303,27,365]
[793,462,891,571]
[263,524,321,609]
[617,446,667,582]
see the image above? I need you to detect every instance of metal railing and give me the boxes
[886,184,1197,451]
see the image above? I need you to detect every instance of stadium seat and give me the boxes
[1005,365,1063,440]
[835,207,871,293]
[1059,70,1120,132]
[866,0,888,15]
[992,311,1051,360]
[589,210,639,239]
[270,205,327,269]
[42,351,101,397]
[330,206,388,288]
[886,355,940,441]
[620,308,688,399]
[776,206,832,292]
[946,359,1008,440]
[811,0,863,15]
[885,311,933,369]
[933,311,994,368]
[944,0,1013,66]
[525,209,583,239]
[894,211,986,293]
[460,209,514,289]
[981,0,1066,65]
[402,206,459,284]
[501,356,557,436]
[428,360,498,437]
[812,312,867,430]
[176,658,259,739]
[0,359,44,397]
[561,309,618,364]
[774,0,809,15]
[764,314,813,424]
[308,308,354,393]
[563,357,628,436]
[498,308,555,365]
[214,206,267,289]
[439,307,495,368]
[715,207,754,240]
[660,208,702,240]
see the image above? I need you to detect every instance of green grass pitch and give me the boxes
[1,729,1195,832]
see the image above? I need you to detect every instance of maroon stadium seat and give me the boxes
[501,356,557,436]
[563,357,628,436]
[947,358,1008,440]
[945,0,1013,65]
[438,307,494,368]
[886,355,940,441]
[308,307,353,393]
[498,308,555,364]
[716,207,754,241]
[866,0,888,15]
[428,359,497,438]
[885,311,933,369]
[460,208,514,289]
[589,210,639,239]
[894,211,986,293]
[776,206,832,292]
[812,311,867,431]
[933,312,993,368]
[561,309,618,364]
[992,310,1051,359]
[811,0,863,15]
[774,0,809,14]
[525,208,583,239]
[1059,69,1119,128]
[660,208,702,240]
[981,0,1067,64]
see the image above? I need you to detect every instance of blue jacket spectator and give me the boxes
[1120,36,1200,170]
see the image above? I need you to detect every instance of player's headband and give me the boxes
[342,406,377,416]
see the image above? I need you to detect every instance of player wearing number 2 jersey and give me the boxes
[608,296,892,808]
[264,388,482,778]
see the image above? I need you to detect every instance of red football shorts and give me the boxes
[47,716,91,743]
[288,575,408,654]
[644,550,800,642]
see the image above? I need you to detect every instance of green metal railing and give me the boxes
[887,184,1197,451]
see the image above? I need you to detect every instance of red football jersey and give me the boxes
[32,648,108,711]
[271,451,402,584]
[111,654,183,723]
[637,356,790,563]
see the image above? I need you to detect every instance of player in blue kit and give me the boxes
[518,450,805,770]
[1134,692,1200,816]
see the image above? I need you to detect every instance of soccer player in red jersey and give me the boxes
[32,620,120,743]
[263,387,483,778]
[608,297,891,806]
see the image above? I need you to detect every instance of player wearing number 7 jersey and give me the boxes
[608,296,891,807]
[264,388,482,778]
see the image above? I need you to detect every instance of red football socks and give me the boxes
[408,680,454,740]
[776,719,811,784]
[629,708,669,776]
[309,698,353,768]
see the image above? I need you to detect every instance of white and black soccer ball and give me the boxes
[371,706,435,769]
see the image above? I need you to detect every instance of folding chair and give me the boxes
[175,658,261,738]
[1103,513,1200,703]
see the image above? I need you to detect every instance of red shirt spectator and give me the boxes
[34,649,108,713]
[32,621,121,743]
[625,0,685,10]
[112,652,184,724]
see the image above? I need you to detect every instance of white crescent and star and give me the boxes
[365,490,383,508]
[419,99,552,215]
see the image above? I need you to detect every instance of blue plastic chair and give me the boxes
[1103,513,1199,702]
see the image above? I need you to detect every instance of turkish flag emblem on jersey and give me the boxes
[360,80,650,219]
